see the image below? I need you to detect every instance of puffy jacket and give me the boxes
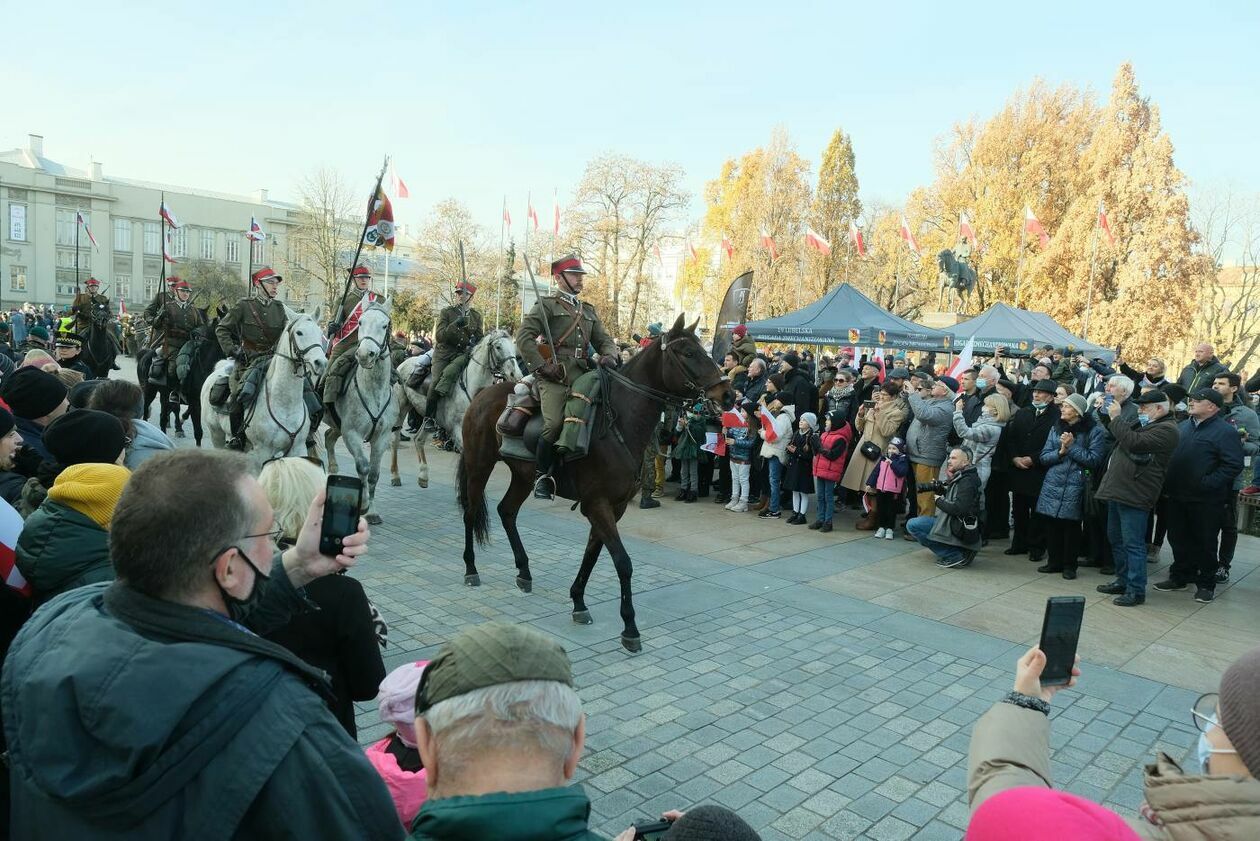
[1222,396,1259,491]
[671,412,706,460]
[1036,415,1105,520]
[759,405,796,462]
[726,424,755,463]
[951,411,1006,489]
[865,452,910,493]
[906,393,953,467]
[15,499,111,608]
[813,427,852,481]
[927,464,982,549]
[779,367,817,424]
[1176,356,1229,393]
[1164,413,1245,503]
[1095,413,1180,510]
[731,333,757,367]
[125,418,176,470]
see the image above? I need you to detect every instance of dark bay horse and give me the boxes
[457,314,728,653]
[79,318,119,380]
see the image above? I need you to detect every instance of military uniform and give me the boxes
[54,333,94,379]
[429,303,485,400]
[143,285,177,330]
[72,285,111,335]
[153,293,207,384]
[322,270,384,405]
[215,283,288,404]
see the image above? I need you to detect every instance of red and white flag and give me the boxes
[552,191,561,236]
[720,408,747,429]
[1098,201,1116,246]
[720,235,733,260]
[959,211,978,245]
[1024,206,1050,249]
[76,210,98,250]
[246,216,265,242]
[760,228,779,260]
[527,199,539,231]
[653,244,663,266]
[159,201,180,229]
[364,186,395,251]
[688,239,698,261]
[899,215,920,256]
[848,219,866,257]
[119,299,127,317]
[503,205,512,231]
[163,230,177,264]
[804,225,831,256]
[947,336,975,378]
[387,161,410,199]
[757,404,779,443]
[0,497,28,598]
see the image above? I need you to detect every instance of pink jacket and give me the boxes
[364,736,429,828]
[873,458,907,494]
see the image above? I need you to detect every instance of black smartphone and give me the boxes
[633,819,673,841]
[1039,596,1085,686]
[862,400,875,408]
[319,474,363,556]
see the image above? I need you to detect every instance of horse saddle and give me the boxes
[499,414,580,501]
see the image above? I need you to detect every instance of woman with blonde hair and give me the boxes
[259,458,386,737]
[951,392,1011,491]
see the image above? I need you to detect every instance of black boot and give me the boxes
[533,439,555,500]
[639,493,660,509]
[227,401,247,451]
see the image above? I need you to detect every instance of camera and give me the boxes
[917,480,945,494]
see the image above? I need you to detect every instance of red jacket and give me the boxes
[813,427,852,481]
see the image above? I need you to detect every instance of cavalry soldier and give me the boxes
[53,332,94,379]
[322,264,384,412]
[516,255,618,498]
[150,278,206,389]
[423,279,484,438]
[143,278,178,331]
[215,266,288,450]
[72,277,111,334]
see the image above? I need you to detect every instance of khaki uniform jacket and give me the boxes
[970,701,1260,840]
[72,292,110,331]
[435,306,484,354]
[215,296,288,358]
[152,301,207,355]
[143,291,175,326]
[516,294,616,387]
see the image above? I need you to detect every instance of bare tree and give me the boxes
[291,168,359,313]
[1193,186,1260,370]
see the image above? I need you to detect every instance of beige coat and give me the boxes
[840,398,908,493]
[969,701,1260,840]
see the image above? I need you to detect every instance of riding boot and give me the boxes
[533,439,556,500]
[227,400,247,451]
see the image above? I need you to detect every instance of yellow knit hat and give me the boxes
[47,463,131,529]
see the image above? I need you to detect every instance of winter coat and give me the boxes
[365,734,429,830]
[849,376,880,424]
[968,700,1260,841]
[1095,396,1140,452]
[1222,396,1259,491]
[742,370,769,405]
[15,499,111,609]
[759,405,795,462]
[1095,413,1180,510]
[783,431,816,494]
[725,424,755,463]
[125,418,176,470]
[1051,357,1076,385]
[779,367,818,424]
[13,416,50,462]
[1036,414,1106,521]
[906,393,953,467]
[813,426,853,482]
[927,464,982,548]
[1163,413,1245,504]
[865,452,910,494]
[995,403,1060,498]
[410,785,605,841]
[951,410,1006,489]
[1176,355,1229,393]
[824,384,855,420]
[841,400,908,493]
[0,469,25,507]
[731,333,757,367]
[671,412,706,460]
[3,580,404,841]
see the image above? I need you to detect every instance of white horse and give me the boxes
[324,302,401,525]
[390,329,524,486]
[200,307,327,471]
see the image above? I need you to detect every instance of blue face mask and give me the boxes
[1197,730,1215,774]
[1137,414,1152,427]
[975,378,988,390]
[1031,400,1049,410]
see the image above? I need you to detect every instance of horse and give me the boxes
[937,248,978,311]
[323,303,400,525]
[78,316,120,380]
[457,314,728,653]
[200,307,327,471]
[136,346,184,436]
[176,318,226,447]
[389,329,524,488]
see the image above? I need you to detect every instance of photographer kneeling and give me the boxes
[906,447,982,568]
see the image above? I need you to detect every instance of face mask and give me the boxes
[1079,364,1090,372]
[1176,402,1188,413]
[1137,414,1152,427]
[1031,400,1049,410]
[981,407,993,417]
[219,548,273,629]
[975,378,988,390]
[1198,730,1215,774]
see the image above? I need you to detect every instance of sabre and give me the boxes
[522,259,556,357]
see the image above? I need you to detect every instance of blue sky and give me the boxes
[5,0,1258,236]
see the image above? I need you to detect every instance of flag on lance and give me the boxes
[330,291,384,353]
[159,201,181,229]
[848,219,867,257]
[947,335,975,378]
[387,160,410,199]
[503,205,512,231]
[0,496,29,597]
[527,199,539,231]
[720,235,733,260]
[899,215,920,256]
[246,216,265,241]
[1098,201,1116,246]
[1024,206,1050,249]
[163,230,177,264]
[119,299,126,317]
[364,186,395,251]
[76,210,98,250]
[757,404,779,443]
[759,228,779,260]
[552,191,561,236]
[804,225,831,255]
[959,211,978,246]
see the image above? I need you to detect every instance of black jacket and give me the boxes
[1164,413,1244,503]
[780,367,817,425]
[995,403,1060,497]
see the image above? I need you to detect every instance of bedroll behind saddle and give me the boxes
[555,369,601,460]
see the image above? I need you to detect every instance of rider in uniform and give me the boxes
[215,266,288,450]
[143,278,177,330]
[151,278,206,390]
[516,255,618,498]
[73,277,111,335]
[423,279,484,439]
[322,264,383,412]
[53,332,94,379]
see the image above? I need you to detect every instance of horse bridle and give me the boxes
[605,335,727,411]
[473,332,516,383]
[354,306,391,369]
[273,319,323,378]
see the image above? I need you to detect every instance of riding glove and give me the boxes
[598,355,618,369]
[537,361,564,382]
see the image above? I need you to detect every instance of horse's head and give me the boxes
[658,314,729,404]
[285,306,327,381]
[355,304,392,370]
[482,329,524,383]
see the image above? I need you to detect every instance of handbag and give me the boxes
[949,513,982,545]
[1081,468,1100,517]
[860,441,881,461]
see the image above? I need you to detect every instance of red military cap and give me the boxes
[251,266,283,284]
[351,265,372,278]
[455,280,477,295]
[551,255,588,276]
[172,279,191,291]
[85,277,101,287]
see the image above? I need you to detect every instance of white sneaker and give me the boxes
[874,528,887,539]
[733,502,748,512]
[884,530,895,540]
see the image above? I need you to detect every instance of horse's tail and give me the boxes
[456,453,490,546]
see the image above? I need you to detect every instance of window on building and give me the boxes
[172,227,187,258]
[144,276,160,300]
[225,236,239,263]
[9,266,26,292]
[55,248,90,274]
[55,209,79,246]
[251,238,264,263]
[115,276,129,301]
[143,222,161,255]
[113,219,132,252]
[54,273,79,297]
[200,229,215,260]
[8,204,26,241]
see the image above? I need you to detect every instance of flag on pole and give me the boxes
[364,186,396,251]
[246,216,266,241]
[1024,206,1050,249]
[688,239,698,261]
[720,235,733,260]
[720,408,747,429]
[1098,201,1116,246]
[804,225,831,255]
[119,299,126,317]
[947,336,976,378]
[653,244,663,266]
[0,496,27,598]
[163,230,177,264]
[757,404,779,443]
[76,210,98,250]
[759,228,778,260]
[527,199,539,231]
[159,201,181,229]
[503,205,512,232]
[959,211,978,246]
[899,215,920,256]
[387,161,410,199]
[552,191,560,236]
[848,219,866,257]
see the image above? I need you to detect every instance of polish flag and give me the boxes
[1098,201,1116,246]
[758,404,779,443]
[688,240,698,261]
[503,206,512,231]
[959,211,978,246]
[760,229,778,261]
[246,216,266,241]
[654,244,663,266]
[899,215,920,256]
[163,230,177,264]
[720,235,733,260]
[804,226,831,256]
[528,200,539,231]
[76,210,98,250]
[947,336,975,378]
[553,191,561,236]
[159,201,181,229]
[119,299,127,317]
[848,219,866,257]
[1024,206,1050,249]
[388,161,410,199]
[720,409,747,429]
[0,497,29,598]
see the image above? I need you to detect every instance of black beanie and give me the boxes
[782,351,800,368]
[0,367,69,420]
[662,805,761,841]
[43,409,127,466]
[0,405,13,438]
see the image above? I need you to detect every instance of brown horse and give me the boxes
[457,314,728,652]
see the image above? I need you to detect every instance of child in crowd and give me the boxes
[811,410,853,532]
[784,412,818,525]
[724,401,758,513]
[672,400,706,503]
[364,661,430,828]
[866,436,910,539]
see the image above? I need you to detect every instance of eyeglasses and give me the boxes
[241,527,286,549]
[1191,692,1220,733]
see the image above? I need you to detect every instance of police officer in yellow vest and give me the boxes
[516,255,618,498]
[215,266,288,450]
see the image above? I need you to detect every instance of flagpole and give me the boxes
[495,195,505,329]
[247,226,254,296]
[1082,220,1098,340]
[893,241,902,314]
[1013,218,1028,309]
[75,210,80,295]
[795,224,805,309]
[160,192,167,287]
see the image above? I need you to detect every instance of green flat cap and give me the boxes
[415,622,573,714]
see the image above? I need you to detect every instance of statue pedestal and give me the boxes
[920,311,964,329]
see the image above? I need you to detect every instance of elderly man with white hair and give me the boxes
[1085,374,1141,573]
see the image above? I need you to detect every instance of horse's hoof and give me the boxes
[366,513,382,525]
[464,574,481,587]
[572,610,592,625]
[390,477,401,487]
[621,635,642,654]
[418,478,429,488]
[515,576,532,593]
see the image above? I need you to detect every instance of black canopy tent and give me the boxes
[744,283,956,352]
[945,302,1115,362]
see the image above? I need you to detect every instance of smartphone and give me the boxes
[633,819,673,841]
[320,474,364,556]
[862,400,875,408]
[1039,596,1085,686]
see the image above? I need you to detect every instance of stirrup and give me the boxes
[226,435,247,451]
[533,472,554,500]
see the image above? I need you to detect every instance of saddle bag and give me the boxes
[407,363,430,391]
[496,390,538,438]
[209,375,231,407]
[556,370,602,460]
